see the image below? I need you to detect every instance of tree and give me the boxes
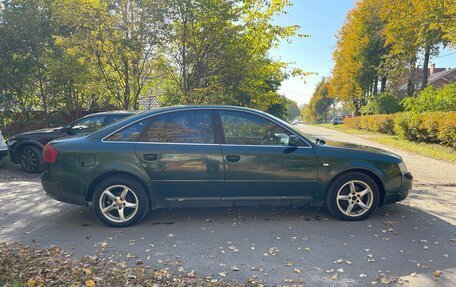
[53,0,167,110]
[330,0,388,115]
[158,0,305,112]
[304,78,333,124]
[0,0,53,116]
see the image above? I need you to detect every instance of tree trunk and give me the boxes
[38,77,48,114]
[380,76,387,93]
[123,57,130,110]
[421,45,431,90]
[407,56,417,97]
[373,76,378,95]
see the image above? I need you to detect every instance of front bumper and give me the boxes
[41,171,87,206]
[384,172,413,205]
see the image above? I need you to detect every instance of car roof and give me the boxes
[85,110,137,116]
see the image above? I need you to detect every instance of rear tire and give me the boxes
[20,145,44,173]
[93,176,149,227]
[326,172,379,221]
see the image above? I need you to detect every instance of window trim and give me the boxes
[101,107,312,148]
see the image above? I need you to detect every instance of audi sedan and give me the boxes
[41,106,412,227]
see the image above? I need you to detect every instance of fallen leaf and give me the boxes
[85,280,96,287]
[434,270,442,277]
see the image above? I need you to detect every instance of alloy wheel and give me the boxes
[336,180,373,217]
[21,148,38,172]
[99,185,139,223]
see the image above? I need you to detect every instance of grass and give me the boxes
[317,123,456,163]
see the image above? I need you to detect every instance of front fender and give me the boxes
[315,149,402,204]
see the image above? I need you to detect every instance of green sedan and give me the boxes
[41,106,413,227]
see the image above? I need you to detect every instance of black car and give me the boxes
[8,111,135,173]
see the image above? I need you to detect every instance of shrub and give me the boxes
[345,114,396,134]
[360,92,403,115]
[345,112,456,147]
[402,83,456,112]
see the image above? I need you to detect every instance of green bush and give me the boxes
[402,83,456,112]
[344,112,456,147]
[360,92,403,115]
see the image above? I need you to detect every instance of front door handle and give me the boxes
[225,155,241,163]
[143,154,158,161]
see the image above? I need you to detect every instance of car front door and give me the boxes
[217,110,317,201]
[134,110,224,200]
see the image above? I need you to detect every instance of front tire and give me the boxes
[326,172,379,221]
[93,176,149,227]
[20,145,44,173]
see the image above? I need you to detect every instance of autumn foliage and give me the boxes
[344,112,456,147]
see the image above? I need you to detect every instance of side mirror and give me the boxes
[288,135,301,146]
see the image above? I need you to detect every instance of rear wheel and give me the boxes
[326,172,379,221]
[20,145,43,173]
[93,176,149,227]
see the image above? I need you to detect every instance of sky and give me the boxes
[271,0,456,106]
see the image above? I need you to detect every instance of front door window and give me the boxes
[220,110,299,146]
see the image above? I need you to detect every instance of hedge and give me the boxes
[344,112,456,147]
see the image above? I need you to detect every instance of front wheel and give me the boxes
[326,172,379,221]
[93,176,149,227]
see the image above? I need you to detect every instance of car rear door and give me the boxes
[134,110,224,200]
[217,109,317,201]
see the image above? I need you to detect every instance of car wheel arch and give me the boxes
[85,171,161,209]
[324,168,386,207]
[14,141,44,158]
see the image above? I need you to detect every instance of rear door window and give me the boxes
[139,110,214,144]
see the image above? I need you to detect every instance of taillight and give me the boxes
[43,143,58,163]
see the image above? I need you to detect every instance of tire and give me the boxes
[326,172,379,221]
[92,176,149,227]
[20,145,44,173]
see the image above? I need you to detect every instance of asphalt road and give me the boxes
[1,125,455,286]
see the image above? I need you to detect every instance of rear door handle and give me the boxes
[143,154,158,161]
[225,155,241,163]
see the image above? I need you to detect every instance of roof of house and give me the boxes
[427,67,456,85]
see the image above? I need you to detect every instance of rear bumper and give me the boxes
[41,171,87,206]
[384,172,413,205]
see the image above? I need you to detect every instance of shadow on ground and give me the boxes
[0,169,455,286]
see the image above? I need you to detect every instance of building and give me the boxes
[396,64,455,93]
[427,65,456,88]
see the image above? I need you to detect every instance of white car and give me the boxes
[331,117,344,125]
[0,130,7,160]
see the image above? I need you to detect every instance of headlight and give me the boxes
[398,161,408,173]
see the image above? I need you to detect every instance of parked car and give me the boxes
[291,119,303,125]
[0,130,7,160]
[8,111,135,173]
[41,106,412,227]
[331,117,344,125]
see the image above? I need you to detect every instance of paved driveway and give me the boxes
[1,125,455,286]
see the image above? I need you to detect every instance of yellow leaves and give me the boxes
[85,279,96,287]
[434,270,443,277]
